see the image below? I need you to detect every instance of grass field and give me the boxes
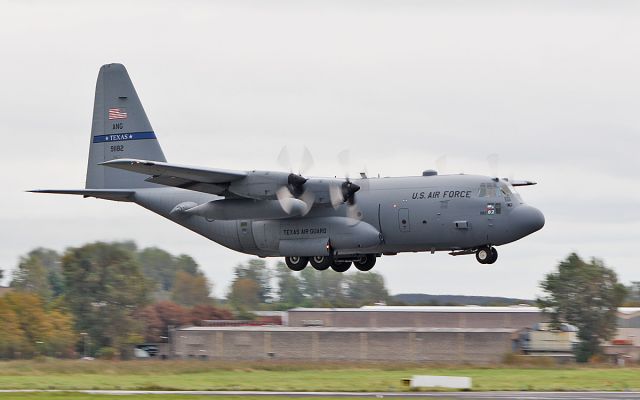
[0,360,638,392]
[1,396,367,400]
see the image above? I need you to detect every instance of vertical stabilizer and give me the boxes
[86,63,166,189]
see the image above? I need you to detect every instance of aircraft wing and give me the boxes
[100,158,247,195]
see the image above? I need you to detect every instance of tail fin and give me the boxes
[86,63,166,189]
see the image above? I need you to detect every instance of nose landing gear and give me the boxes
[475,246,498,264]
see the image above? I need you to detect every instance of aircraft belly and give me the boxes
[133,188,246,253]
[250,216,382,257]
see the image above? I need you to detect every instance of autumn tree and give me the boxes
[0,292,75,358]
[63,242,150,358]
[171,270,211,307]
[0,296,27,358]
[233,259,271,303]
[537,253,627,362]
[228,278,261,310]
[189,304,233,325]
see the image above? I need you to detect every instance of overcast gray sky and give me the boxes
[2,0,639,299]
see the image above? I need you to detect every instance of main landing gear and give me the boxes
[475,246,498,264]
[284,254,377,272]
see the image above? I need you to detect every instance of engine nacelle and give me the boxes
[227,171,290,200]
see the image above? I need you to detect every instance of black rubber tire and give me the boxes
[354,255,376,271]
[330,261,352,273]
[486,247,498,264]
[310,256,332,270]
[285,256,309,271]
[475,247,490,264]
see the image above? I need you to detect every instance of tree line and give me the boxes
[0,241,389,359]
[0,244,634,362]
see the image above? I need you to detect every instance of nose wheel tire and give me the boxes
[354,254,377,271]
[476,247,498,264]
[285,256,309,271]
[310,256,332,270]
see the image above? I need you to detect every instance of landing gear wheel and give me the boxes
[475,247,491,264]
[330,260,352,273]
[354,254,376,271]
[487,247,498,264]
[285,256,308,271]
[475,247,498,264]
[310,256,332,270]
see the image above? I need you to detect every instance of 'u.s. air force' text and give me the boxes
[412,190,472,200]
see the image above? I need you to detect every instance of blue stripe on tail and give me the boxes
[93,131,156,143]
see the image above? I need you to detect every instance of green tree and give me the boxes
[63,242,150,358]
[275,262,304,308]
[345,272,389,306]
[537,253,627,362]
[171,270,211,307]
[137,247,176,293]
[10,248,63,300]
[174,254,199,275]
[299,268,348,307]
[625,281,640,306]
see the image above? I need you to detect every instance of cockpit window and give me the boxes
[478,183,498,198]
[499,181,523,203]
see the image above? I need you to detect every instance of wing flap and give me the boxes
[145,175,227,195]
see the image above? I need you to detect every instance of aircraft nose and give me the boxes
[511,205,545,237]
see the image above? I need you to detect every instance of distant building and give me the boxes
[288,305,545,329]
[168,306,640,363]
[171,326,514,363]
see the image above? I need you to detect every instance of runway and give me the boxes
[2,390,640,399]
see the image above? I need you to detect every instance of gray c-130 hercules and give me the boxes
[32,64,545,272]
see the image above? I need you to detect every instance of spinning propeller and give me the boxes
[275,147,364,221]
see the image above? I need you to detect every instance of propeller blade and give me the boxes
[436,155,447,174]
[487,153,500,177]
[337,149,350,178]
[277,146,292,172]
[299,189,316,216]
[329,183,343,209]
[276,186,295,214]
[299,146,315,175]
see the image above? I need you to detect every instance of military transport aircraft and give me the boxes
[32,64,545,272]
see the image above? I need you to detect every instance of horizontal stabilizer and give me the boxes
[29,189,135,202]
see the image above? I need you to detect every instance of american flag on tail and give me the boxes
[108,108,127,120]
